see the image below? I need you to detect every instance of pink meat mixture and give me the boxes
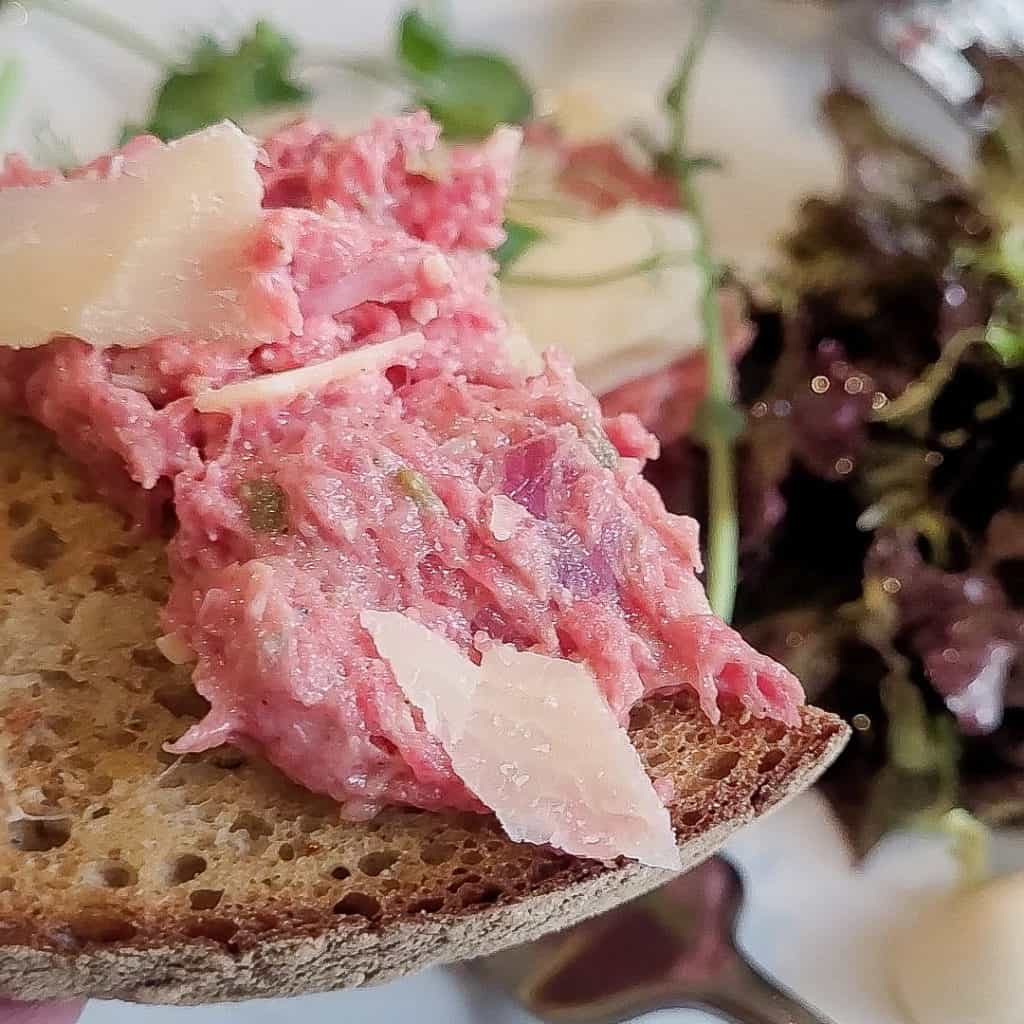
[1,114,804,818]
[0,113,510,525]
[166,350,801,815]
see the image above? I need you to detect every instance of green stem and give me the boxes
[940,809,990,889]
[0,59,20,140]
[502,251,690,289]
[872,328,986,425]
[22,0,175,69]
[704,434,739,622]
[669,0,736,622]
[666,0,719,155]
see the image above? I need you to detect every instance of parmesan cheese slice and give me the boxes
[155,631,195,666]
[0,122,271,350]
[489,494,531,541]
[195,332,425,413]
[359,612,480,740]
[500,203,702,395]
[498,324,545,377]
[360,610,680,870]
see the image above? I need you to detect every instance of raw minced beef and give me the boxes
[256,112,517,251]
[0,115,510,525]
[0,114,804,818]
[166,349,801,814]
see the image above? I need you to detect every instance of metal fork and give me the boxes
[466,856,836,1024]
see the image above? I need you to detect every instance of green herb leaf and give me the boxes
[411,51,533,139]
[397,9,449,74]
[492,219,543,276]
[394,466,445,513]
[138,20,310,141]
[987,321,1024,367]
[396,7,532,139]
[239,477,289,533]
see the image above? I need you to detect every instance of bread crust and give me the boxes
[0,708,845,1004]
[0,414,849,1003]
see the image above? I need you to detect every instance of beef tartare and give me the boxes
[0,114,804,866]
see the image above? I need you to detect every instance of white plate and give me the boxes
[0,2,979,1022]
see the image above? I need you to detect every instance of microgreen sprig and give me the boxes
[665,0,738,622]
[15,2,537,149]
[0,59,20,140]
[17,0,311,141]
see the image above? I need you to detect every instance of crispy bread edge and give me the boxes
[0,710,847,1004]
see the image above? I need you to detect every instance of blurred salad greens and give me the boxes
[8,2,546,295]
[684,70,1024,856]
[396,9,533,139]
[12,0,533,143]
[120,21,309,143]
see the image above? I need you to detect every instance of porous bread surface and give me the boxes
[0,415,848,1003]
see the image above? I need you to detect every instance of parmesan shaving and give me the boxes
[499,324,545,376]
[405,144,451,182]
[360,609,680,869]
[155,631,195,666]
[0,122,274,350]
[195,332,425,413]
[359,611,478,740]
[500,203,702,395]
[489,494,530,542]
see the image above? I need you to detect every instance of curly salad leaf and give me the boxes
[718,82,1024,857]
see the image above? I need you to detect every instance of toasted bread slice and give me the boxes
[0,415,848,1004]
